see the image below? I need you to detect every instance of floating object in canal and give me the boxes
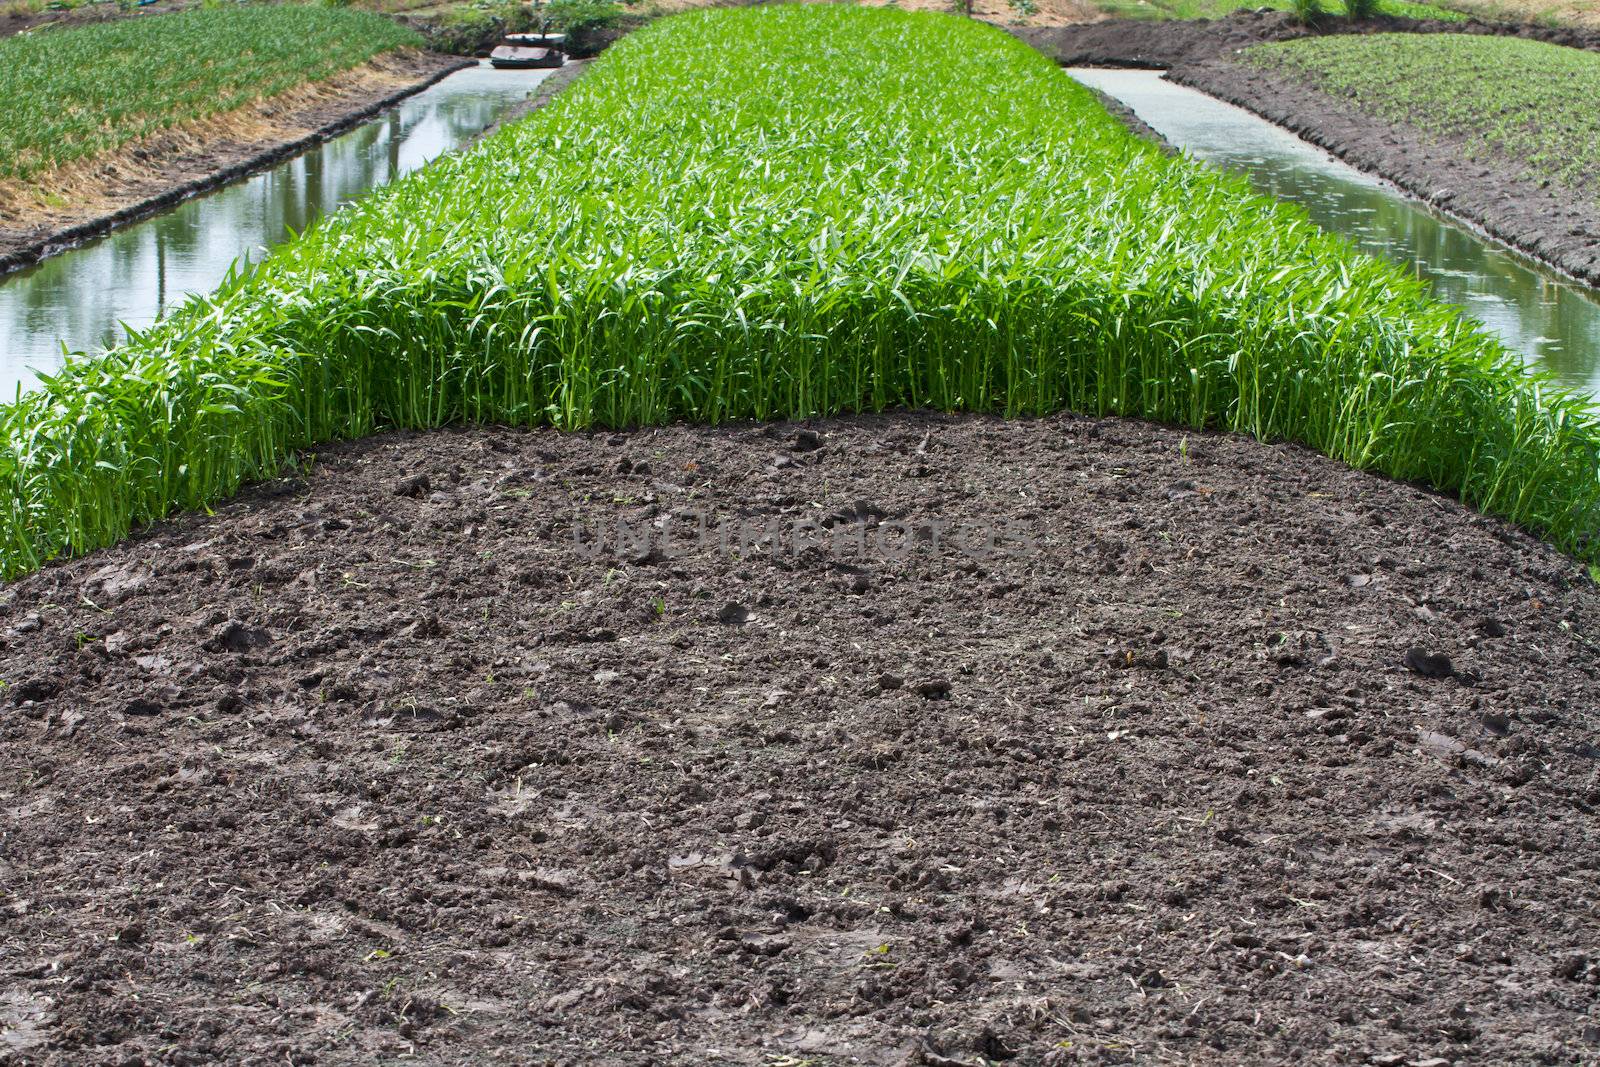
[505,32,567,48]
[489,44,565,69]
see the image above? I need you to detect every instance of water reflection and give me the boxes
[0,64,552,395]
[1068,67,1600,401]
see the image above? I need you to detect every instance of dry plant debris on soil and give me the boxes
[1438,0,1600,25]
[0,413,1598,1063]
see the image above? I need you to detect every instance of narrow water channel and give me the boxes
[1068,67,1600,402]
[0,63,554,396]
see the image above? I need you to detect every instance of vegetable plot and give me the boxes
[0,6,422,184]
[1247,33,1600,204]
[2,5,1596,576]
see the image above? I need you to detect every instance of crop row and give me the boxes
[0,6,421,184]
[1247,33,1600,202]
[1,5,1596,576]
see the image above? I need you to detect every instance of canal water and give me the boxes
[0,63,554,396]
[1068,67,1600,402]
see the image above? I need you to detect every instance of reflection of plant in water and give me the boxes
[0,6,419,186]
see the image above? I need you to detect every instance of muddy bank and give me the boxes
[0,50,469,278]
[2,413,1597,1064]
[1167,60,1600,287]
[1016,8,1600,67]
[1021,12,1600,288]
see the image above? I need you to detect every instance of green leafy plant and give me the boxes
[1291,0,1325,22]
[543,0,622,33]
[1,6,1596,578]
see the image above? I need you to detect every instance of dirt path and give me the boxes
[0,50,469,277]
[1,413,1596,1063]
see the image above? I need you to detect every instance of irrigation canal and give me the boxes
[1069,67,1600,403]
[0,63,555,396]
[0,63,1596,405]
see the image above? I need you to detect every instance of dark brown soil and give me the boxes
[1165,60,1600,287]
[0,1,189,43]
[2,412,1598,1064]
[1014,9,1600,68]
[0,51,469,278]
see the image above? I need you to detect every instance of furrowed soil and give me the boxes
[2,413,1598,1064]
[0,49,467,276]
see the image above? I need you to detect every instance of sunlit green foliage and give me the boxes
[1248,33,1600,200]
[1,5,1596,577]
[0,5,421,182]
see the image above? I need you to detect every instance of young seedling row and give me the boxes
[2,5,1596,577]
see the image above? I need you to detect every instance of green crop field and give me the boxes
[1247,34,1600,201]
[2,5,1596,576]
[0,5,421,184]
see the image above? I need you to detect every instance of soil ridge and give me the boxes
[1019,12,1600,289]
[0,51,471,277]
[1168,59,1600,288]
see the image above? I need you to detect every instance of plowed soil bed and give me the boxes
[2,413,1598,1065]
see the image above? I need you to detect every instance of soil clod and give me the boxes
[204,621,272,654]
[791,428,824,452]
[393,472,431,498]
[1403,646,1454,678]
